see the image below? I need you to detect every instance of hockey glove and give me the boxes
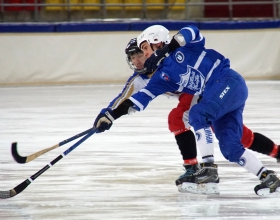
[93,108,116,133]
[144,37,180,73]
[144,45,169,73]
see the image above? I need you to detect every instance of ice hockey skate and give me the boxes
[176,163,220,195]
[254,170,280,197]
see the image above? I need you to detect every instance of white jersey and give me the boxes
[107,72,150,110]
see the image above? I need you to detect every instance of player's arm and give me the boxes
[143,36,180,72]
[94,72,150,131]
[93,95,146,133]
[93,80,163,132]
[144,25,205,72]
[92,73,138,132]
[178,25,205,47]
[93,99,135,133]
[107,73,143,109]
[168,25,205,50]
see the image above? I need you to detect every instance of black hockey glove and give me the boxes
[144,37,180,73]
[144,45,169,73]
[93,108,116,133]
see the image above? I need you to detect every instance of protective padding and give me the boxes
[175,130,197,160]
[241,125,254,148]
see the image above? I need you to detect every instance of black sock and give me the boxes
[175,130,197,160]
[250,132,275,156]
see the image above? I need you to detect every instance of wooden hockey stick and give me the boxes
[12,128,93,164]
[0,128,96,199]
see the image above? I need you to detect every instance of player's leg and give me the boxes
[170,93,215,163]
[196,126,215,164]
[189,69,280,195]
[169,93,198,163]
[170,93,217,194]
[168,93,199,183]
[214,109,280,196]
[168,93,214,193]
[185,70,248,194]
[241,125,280,162]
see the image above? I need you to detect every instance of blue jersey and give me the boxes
[129,25,230,111]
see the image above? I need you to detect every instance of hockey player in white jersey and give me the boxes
[93,28,280,196]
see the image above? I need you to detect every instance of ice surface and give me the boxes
[0,81,280,220]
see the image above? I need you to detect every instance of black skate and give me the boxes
[176,163,219,194]
[254,170,280,196]
[175,164,198,185]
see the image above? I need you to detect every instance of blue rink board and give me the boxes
[0,20,279,33]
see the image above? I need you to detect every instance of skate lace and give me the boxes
[194,168,205,176]
[193,166,215,176]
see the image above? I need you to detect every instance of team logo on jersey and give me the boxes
[177,66,205,93]
[238,157,246,166]
[160,72,170,81]
[196,132,201,141]
[175,51,184,63]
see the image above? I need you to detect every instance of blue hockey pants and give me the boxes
[189,69,248,162]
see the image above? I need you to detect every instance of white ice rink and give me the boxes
[0,81,280,220]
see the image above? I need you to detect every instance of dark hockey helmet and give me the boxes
[125,38,146,74]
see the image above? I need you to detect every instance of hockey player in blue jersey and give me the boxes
[95,37,219,193]
[93,26,280,196]
[96,37,205,176]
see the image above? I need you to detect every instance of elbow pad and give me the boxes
[172,33,186,48]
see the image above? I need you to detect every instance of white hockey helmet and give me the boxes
[137,25,170,49]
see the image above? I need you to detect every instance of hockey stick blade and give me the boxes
[1,128,96,199]
[11,128,93,164]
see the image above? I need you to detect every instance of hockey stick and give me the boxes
[12,128,93,164]
[0,128,96,199]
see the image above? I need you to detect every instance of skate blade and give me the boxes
[256,187,280,197]
[178,182,220,195]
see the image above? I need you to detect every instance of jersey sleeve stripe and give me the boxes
[111,75,138,109]
[190,33,204,43]
[139,88,156,99]
[129,97,144,111]
[182,27,195,40]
